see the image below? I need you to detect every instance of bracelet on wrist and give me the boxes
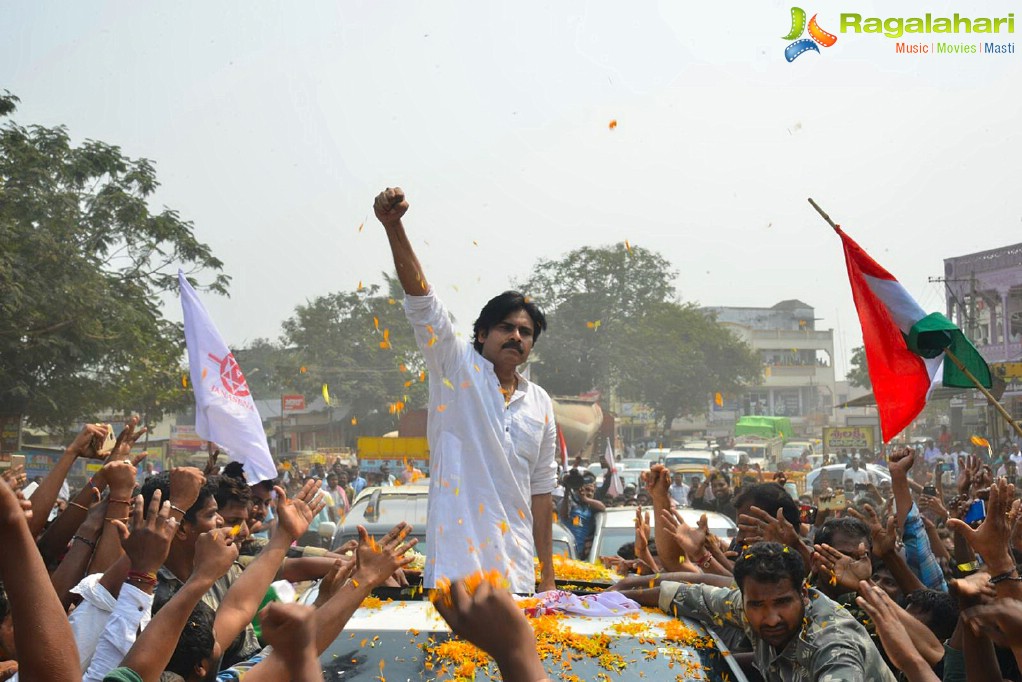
[72,534,97,550]
[69,501,90,512]
[168,503,189,517]
[105,516,130,523]
[107,497,133,505]
[989,570,1022,585]
[126,570,159,587]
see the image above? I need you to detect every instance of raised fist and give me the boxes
[374,187,408,226]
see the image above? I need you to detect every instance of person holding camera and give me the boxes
[559,473,605,558]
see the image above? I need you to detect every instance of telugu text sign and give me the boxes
[823,426,875,452]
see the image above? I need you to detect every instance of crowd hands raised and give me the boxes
[6,417,1022,681]
[0,419,420,682]
[561,435,1022,682]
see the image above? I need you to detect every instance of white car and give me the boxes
[586,506,738,564]
[300,586,749,681]
[805,463,891,491]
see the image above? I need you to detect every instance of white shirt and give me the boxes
[669,482,690,507]
[68,573,119,672]
[83,583,153,682]
[405,289,557,593]
[843,467,869,486]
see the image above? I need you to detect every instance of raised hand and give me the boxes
[373,187,408,227]
[948,478,1016,572]
[813,542,871,592]
[738,506,800,549]
[1,464,26,491]
[432,578,546,681]
[66,423,112,460]
[101,458,138,499]
[168,467,206,514]
[191,528,240,584]
[659,509,707,559]
[314,558,356,607]
[275,481,326,540]
[641,464,671,501]
[354,522,417,588]
[634,507,651,556]
[111,416,148,462]
[856,581,939,681]
[113,490,177,576]
[848,504,898,557]
[888,448,914,478]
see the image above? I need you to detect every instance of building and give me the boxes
[700,300,837,435]
[943,242,1022,431]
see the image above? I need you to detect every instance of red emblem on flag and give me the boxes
[207,353,250,397]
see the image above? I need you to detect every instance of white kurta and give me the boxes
[404,289,557,593]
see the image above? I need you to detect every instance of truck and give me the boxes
[732,435,785,469]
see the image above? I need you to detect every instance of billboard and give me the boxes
[823,426,875,453]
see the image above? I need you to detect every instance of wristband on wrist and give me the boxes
[72,534,97,550]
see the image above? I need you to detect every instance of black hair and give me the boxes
[141,472,218,523]
[816,517,872,550]
[213,474,251,509]
[709,471,731,486]
[472,291,547,353]
[733,541,806,592]
[904,589,958,641]
[733,483,801,532]
[156,596,217,677]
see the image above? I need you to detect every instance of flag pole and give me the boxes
[807,198,839,232]
[944,348,1022,440]
[808,198,1022,441]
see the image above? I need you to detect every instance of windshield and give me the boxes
[665,456,709,466]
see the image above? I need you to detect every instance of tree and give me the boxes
[269,276,431,437]
[618,303,761,430]
[0,91,228,428]
[516,243,677,396]
[847,346,871,390]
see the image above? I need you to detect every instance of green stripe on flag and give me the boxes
[907,313,992,389]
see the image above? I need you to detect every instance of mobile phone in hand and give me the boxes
[922,485,937,497]
[963,499,986,524]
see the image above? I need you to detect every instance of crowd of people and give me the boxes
[4,183,1022,682]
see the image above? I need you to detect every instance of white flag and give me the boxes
[179,272,276,484]
[604,438,623,499]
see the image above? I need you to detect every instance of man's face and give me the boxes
[742,576,805,651]
[249,486,272,524]
[872,567,902,603]
[219,501,250,544]
[672,474,684,487]
[327,475,338,488]
[477,309,535,368]
[181,497,223,545]
[711,477,731,500]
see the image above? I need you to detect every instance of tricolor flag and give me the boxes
[604,439,624,499]
[179,272,277,483]
[836,228,992,442]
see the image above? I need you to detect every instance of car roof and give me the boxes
[306,593,748,681]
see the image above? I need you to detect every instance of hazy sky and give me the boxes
[4,0,1020,378]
